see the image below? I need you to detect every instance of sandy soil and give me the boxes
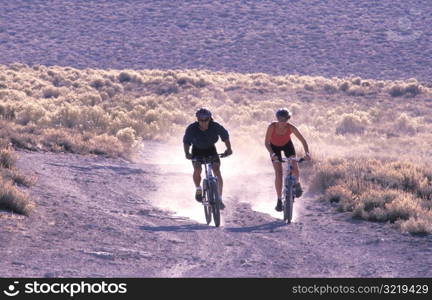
[1,142,431,278]
[1,1,431,278]
[1,0,431,81]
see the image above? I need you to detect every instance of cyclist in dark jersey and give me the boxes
[183,108,232,209]
[264,108,311,211]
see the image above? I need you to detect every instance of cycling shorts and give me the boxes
[271,140,296,161]
[192,145,220,164]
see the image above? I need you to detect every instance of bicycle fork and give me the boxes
[284,175,295,201]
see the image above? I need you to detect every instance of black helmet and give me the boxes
[275,108,291,119]
[195,107,212,119]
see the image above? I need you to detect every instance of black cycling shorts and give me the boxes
[192,145,220,163]
[271,140,296,161]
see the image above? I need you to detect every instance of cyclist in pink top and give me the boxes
[264,108,311,211]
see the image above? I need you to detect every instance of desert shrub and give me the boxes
[0,90,26,102]
[143,109,159,124]
[309,160,347,193]
[389,85,404,97]
[351,77,362,85]
[304,84,314,91]
[80,106,110,131]
[155,82,179,95]
[323,84,338,94]
[16,103,46,125]
[324,185,354,211]
[394,113,417,134]
[171,111,188,125]
[89,134,125,157]
[42,128,83,153]
[1,167,35,187]
[389,84,422,97]
[116,127,136,144]
[311,158,432,234]
[118,72,132,83]
[0,178,33,215]
[0,103,16,120]
[336,113,369,134]
[399,216,432,235]
[346,86,366,96]
[339,81,350,92]
[80,93,102,106]
[405,84,422,97]
[42,87,61,98]
[0,148,16,169]
[90,78,105,89]
[55,104,81,128]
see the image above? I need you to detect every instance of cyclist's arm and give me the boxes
[290,124,310,157]
[183,125,194,157]
[222,138,232,155]
[264,123,275,156]
[216,123,232,154]
[184,143,191,155]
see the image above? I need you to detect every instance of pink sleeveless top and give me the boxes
[270,123,292,146]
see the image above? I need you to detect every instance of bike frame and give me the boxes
[202,160,219,205]
[191,154,227,227]
[284,161,295,194]
[279,156,304,223]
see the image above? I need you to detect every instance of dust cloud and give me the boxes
[139,134,307,225]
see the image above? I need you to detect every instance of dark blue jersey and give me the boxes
[183,121,229,149]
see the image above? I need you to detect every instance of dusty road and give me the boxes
[1,142,431,277]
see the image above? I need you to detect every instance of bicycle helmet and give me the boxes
[275,108,291,119]
[195,107,212,119]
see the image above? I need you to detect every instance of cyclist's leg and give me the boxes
[212,161,222,196]
[191,146,203,187]
[271,144,283,199]
[192,161,202,187]
[207,145,222,196]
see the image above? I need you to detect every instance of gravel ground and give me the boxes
[1,142,431,277]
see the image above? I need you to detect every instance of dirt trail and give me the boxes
[1,142,431,277]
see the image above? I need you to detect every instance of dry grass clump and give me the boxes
[0,148,16,169]
[0,178,34,215]
[310,158,432,234]
[389,84,422,98]
[336,113,370,135]
[0,145,34,215]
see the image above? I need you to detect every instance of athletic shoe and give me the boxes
[195,188,203,202]
[275,199,283,212]
[293,182,303,198]
[219,200,225,210]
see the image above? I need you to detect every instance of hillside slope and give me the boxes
[1,0,431,80]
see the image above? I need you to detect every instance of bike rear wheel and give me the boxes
[283,184,294,224]
[209,180,221,227]
[203,180,212,225]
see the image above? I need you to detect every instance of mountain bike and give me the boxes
[191,154,228,227]
[279,156,305,224]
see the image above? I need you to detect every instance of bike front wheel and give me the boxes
[204,205,212,225]
[283,184,294,224]
[209,180,221,227]
[203,180,212,225]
